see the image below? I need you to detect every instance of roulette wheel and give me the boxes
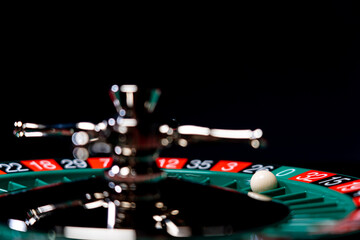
[3,84,359,240]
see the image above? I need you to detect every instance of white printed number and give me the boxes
[99,158,111,168]
[0,163,29,173]
[61,159,88,169]
[243,164,274,174]
[186,160,213,170]
[276,169,296,177]
[318,176,351,186]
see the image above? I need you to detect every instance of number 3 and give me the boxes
[221,162,238,171]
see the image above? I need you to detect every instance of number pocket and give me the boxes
[0,162,29,173]
[242,164,275,174]
[21,159,63,171]
[289,170,336,183]
[186,159,214,170]
[210,160,252,173]
[61,159,88,169]
[156,158,187,169]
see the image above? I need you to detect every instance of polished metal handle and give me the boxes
[159,124,263,148]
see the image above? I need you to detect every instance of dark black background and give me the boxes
[3,2,360,177]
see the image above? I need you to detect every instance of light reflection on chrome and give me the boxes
[72,131,90,146]
[73,147,90,160]
[107,201,116,229]
[164,218,191,237]
[25,197,109,227]
[76,122,96,131]
[8,219,27,232]
[64,226,136,240]
[116,118,137,127]
[84,200,106,209]
[210,128,263,139]
[23,123,45,129]
[178,125,211,136]
[120,84,137,108]
[251,139,261,149]
[176,125,262,141]
[152,211,191,237]
[23,131,44,137]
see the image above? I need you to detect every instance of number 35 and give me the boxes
[186,159,213,170]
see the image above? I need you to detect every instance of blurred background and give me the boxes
[3,2,359,176]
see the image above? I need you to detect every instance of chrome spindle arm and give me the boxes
[13,121,75,138]
[159,124,263,148]
[13,121,102,144]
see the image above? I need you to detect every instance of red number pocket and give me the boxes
[210,160,252,173]
[329,180,360,193]
[21,159,63,171]
[156,158,187,169]
[289,170,336,183]
[87,157,113,169]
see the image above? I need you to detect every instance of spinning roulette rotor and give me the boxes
[2,84,359,239]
